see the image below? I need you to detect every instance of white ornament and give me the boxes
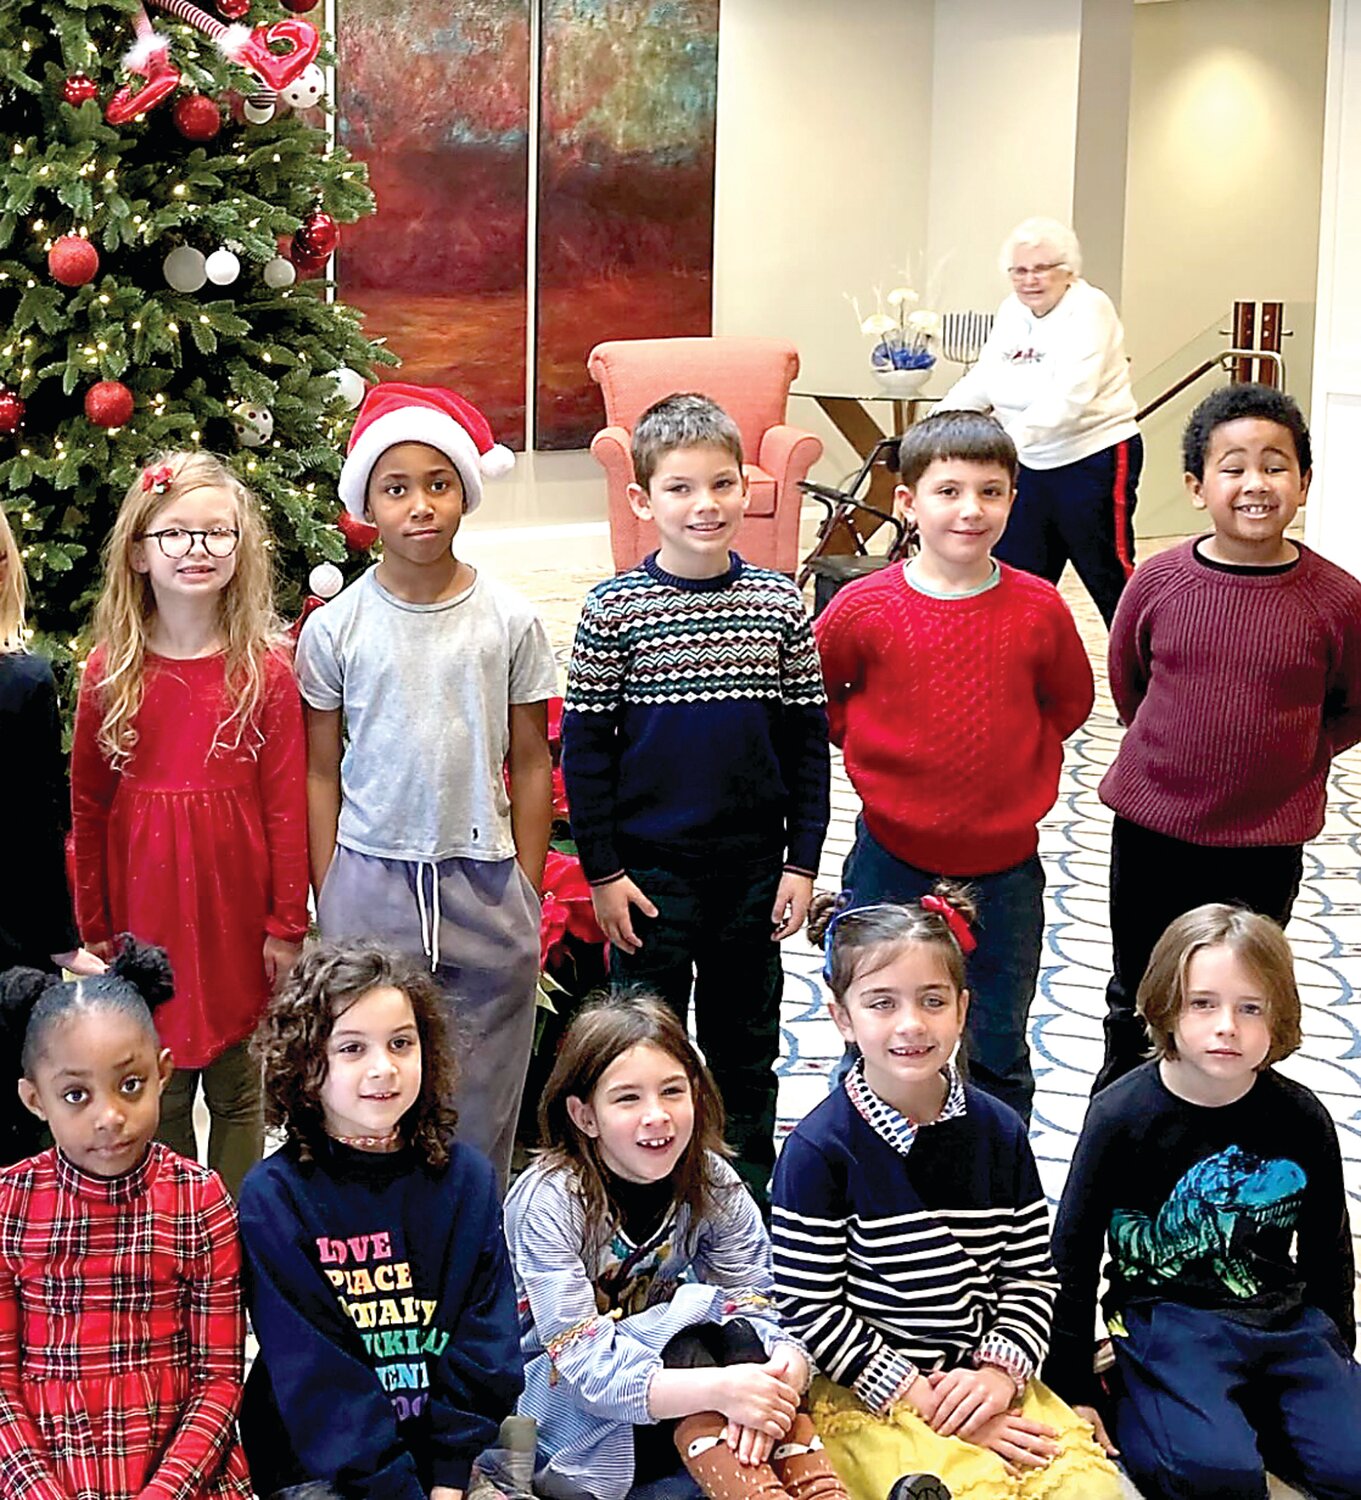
[281,64,325,111]
[163,245,207,293]
[204,247,241,286]
[242,96,276,124]
[328,367,365,409]
[262,256,297,289]
[232,401,273,447]
[309,561,343,599]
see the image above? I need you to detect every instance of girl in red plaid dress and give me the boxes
[0,940,252,1500]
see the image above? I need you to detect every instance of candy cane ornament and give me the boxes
[143,0,321,92]
[105,4,183,125]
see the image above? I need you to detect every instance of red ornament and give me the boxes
[0,390,24,435]
[172,93,223,142]
[85,380,135,429]
[280,0,319,10]
[336,508,380,552]
[295,209,339,258]
[218,0,250,15]
[48,235,100,288]
[63,74,98,106]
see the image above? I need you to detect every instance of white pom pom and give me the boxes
[309,562,344,600]
[217,24,251,61]
[124,34,171,70]
[479,442,515,480]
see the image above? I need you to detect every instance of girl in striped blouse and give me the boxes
[770,890,1123,1500]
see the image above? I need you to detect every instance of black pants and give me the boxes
[633,1320,767,1484]
[610,856,784,1210]
[1094,817,1302,1094]
[995,434,1142,627]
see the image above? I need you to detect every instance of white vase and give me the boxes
[872,364,932,396]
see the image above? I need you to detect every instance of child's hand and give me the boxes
[263,935,303,990]
[1073,1403,1119,1457]
[589,875,657,955]
[716,1361,798,1437]
[927,1365,1016,1437]
[766,1342,810,1394]
[723,1420,775,1466]
[430,1487,463,1500]
[896,1374,941,1424]
[971,1411,1058,1470]
[51,947,107,977]
[770,872,814,941]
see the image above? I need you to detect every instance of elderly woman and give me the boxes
[941,217,1141,625]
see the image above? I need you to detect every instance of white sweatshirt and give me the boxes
[940,278,1139,470]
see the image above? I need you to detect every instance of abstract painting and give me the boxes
[535,0,720,449]
[337,1,532,446]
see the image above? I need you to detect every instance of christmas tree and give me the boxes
[0,0,395,681]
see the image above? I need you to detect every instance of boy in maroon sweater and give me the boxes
[816,411,1093,1122]
[1094,383,1361,1093]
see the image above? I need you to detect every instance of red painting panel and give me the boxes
[338,1,532,447]
[535,0,720,450]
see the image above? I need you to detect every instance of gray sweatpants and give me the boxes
[317,845,541,1186]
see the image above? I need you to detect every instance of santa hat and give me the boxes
[338,382,514,517]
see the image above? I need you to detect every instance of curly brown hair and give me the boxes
[253,940,459,1167]
[536,992,734,1254]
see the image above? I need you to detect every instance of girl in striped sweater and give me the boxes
[505,995,849,1500]
[771,890,1123,1500]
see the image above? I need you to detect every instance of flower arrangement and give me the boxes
[855,286,942,372]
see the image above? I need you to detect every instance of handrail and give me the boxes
[1136,347,1286,424]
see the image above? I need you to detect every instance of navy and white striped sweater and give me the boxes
[562,553,830,882]
[770,1075,1057,1411]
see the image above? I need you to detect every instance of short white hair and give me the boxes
[999,217,1082,277]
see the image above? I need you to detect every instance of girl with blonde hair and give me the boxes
[0,505,104,1162]
[70,452,310,1195]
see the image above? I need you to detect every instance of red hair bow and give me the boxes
[141,462,174,495]
[921,894,977,954]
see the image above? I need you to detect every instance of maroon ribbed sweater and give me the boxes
[1099,540,1361,845]
[815,563,1093,875]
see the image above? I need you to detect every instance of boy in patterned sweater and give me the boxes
[562,393,830,1207]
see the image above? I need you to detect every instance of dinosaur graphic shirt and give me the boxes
[1044,1062,1355,1405]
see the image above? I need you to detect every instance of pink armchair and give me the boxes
[586,337,823,574]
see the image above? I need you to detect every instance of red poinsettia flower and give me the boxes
[539,848,605,966]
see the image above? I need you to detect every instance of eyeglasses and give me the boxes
[137,526,241,559]
[1007,261,1067,281]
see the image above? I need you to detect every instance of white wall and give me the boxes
[1122,0,1328,537]
[712,0,935,482]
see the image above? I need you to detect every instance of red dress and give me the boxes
[71,646,310,1068]
[0,1144,253,1500]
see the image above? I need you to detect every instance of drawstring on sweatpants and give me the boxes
[414,860,441,972]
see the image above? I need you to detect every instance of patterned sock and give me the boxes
[674,1413,793,1500]
[768,1413,849,1500]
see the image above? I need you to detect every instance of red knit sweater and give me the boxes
[815,564,1094,875]
[1099,540,1361,845]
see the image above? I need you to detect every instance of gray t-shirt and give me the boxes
[295,566,558,862]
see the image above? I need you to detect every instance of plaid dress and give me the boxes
[0,1143,252,1500]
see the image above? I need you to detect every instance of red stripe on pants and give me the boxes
[1112,439,1134,577]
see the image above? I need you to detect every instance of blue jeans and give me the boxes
[1114,1302,1361,1500]
[839,820,1043,1122]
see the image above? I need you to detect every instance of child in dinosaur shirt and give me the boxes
[1045,905,1361,1500]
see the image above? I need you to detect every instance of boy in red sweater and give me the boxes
[1093,383,1361,1093]
[816,411,1094,1121]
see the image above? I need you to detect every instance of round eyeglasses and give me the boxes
[137,526,241,559]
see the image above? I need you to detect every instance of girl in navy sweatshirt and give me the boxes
[238,940,522,1500]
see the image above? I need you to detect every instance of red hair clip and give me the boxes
[141,462,174,495]
[921,893,977,954]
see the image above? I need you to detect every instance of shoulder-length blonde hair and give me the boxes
[536,993,734,1254]
[0,506,26,652]
[90,451,281,767]
[1137,903,1302,1067]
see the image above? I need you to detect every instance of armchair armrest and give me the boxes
[758,424,823,489]
[590,426,636,487]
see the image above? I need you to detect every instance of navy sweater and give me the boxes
[238,1139,523,1500]
[561,553,830,882]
